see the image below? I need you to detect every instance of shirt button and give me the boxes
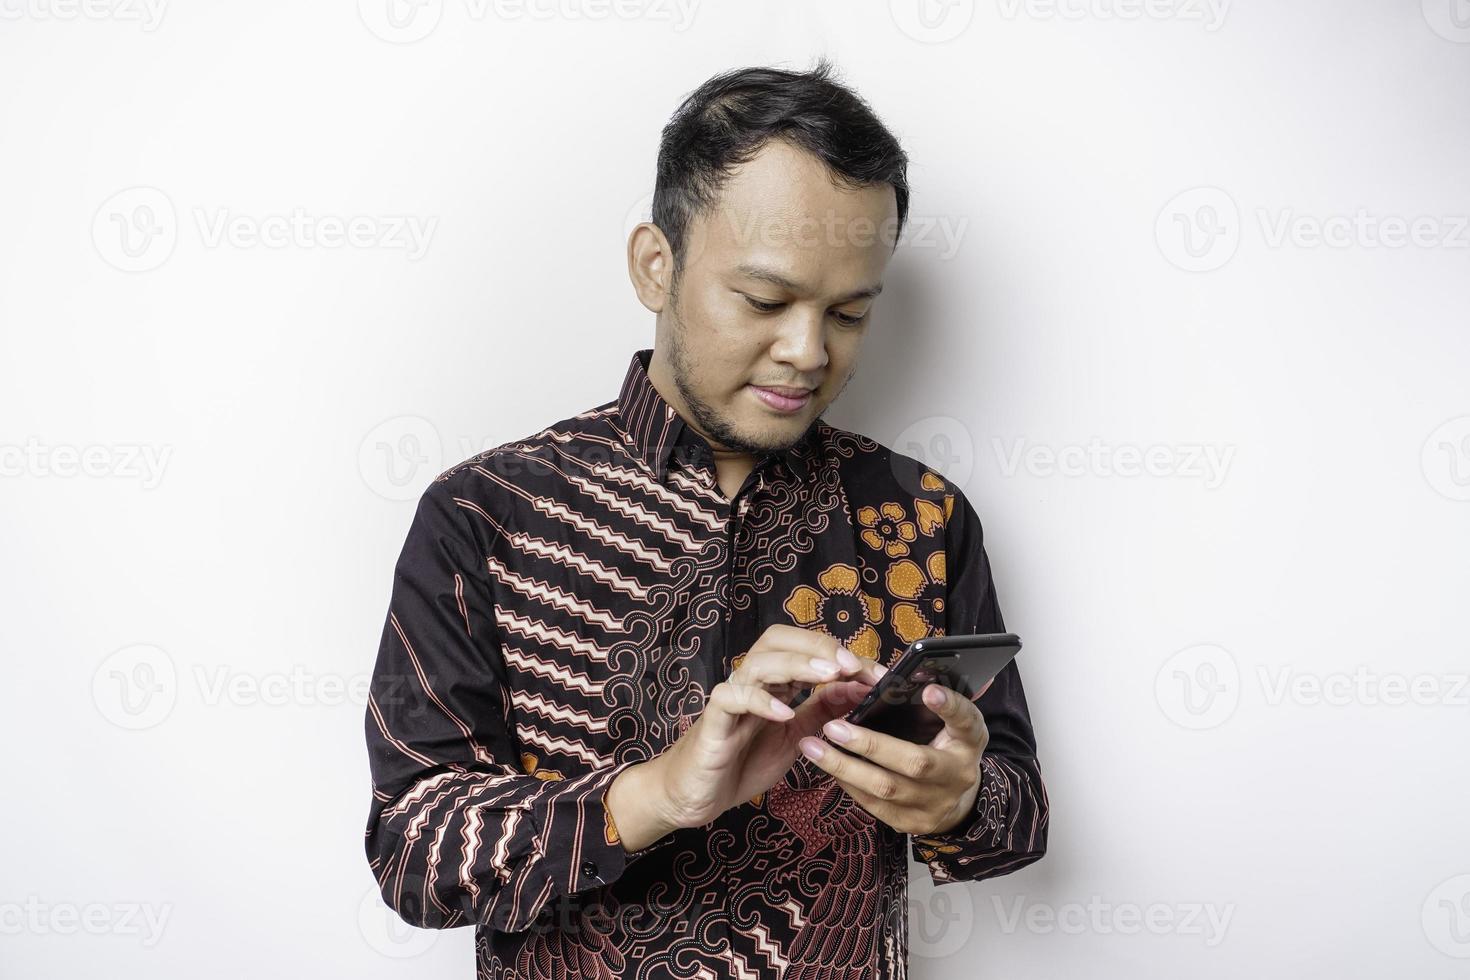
[580,860,598,880]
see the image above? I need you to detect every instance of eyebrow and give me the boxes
[735,263,884,304]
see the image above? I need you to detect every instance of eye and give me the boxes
[743,295,784,314]
[832,310,868,327]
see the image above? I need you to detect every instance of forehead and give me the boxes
[689,138,898,294]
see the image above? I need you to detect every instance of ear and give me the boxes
[627,221,674,314]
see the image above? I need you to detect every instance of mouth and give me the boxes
[749,384,813,413]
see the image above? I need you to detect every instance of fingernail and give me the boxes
[770,697,795,719]
[923,685,947,708]
[809,657,839,677]
[824,720,852,742]
[835,646,860,671]
[800,737,825,760]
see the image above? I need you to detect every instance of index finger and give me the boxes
[752,626,889,686]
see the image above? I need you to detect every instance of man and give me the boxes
[364,60,1048,978]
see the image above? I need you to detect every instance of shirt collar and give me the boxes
[615,348,816,485]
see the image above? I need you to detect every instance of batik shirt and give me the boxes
[363,347,1049,979]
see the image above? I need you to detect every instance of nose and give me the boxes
[770,311,829,378]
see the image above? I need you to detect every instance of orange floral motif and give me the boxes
[885,550,948,645]
[911,838,963,861]
[519,753,564,781]
[604,793,622,845]
[916,472,953,536]
[781,562,884,662]
[857,502,917,558]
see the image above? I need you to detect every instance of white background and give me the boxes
[2,1,1468,976]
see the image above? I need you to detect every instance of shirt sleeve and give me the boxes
[363,475,679,933]
[910,488,1050,884]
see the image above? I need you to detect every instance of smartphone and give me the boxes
[838,632,1021,746]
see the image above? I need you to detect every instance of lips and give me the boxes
[750,385,812,413]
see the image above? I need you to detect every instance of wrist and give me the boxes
[606,757,681,852]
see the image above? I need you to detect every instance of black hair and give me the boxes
[651,58,910,291]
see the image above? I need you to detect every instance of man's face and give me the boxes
[651,138,899,456]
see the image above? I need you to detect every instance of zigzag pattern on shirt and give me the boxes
[565,473,707,550]
[514,725,611,768]
[495,607,611,665]
[593,460,725,524]
[666,466,726,508]
[499,644,605,696]
[504,531,652,600]
[484,557,627,632]
[510,690,609,733]
[530,497,675,573]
